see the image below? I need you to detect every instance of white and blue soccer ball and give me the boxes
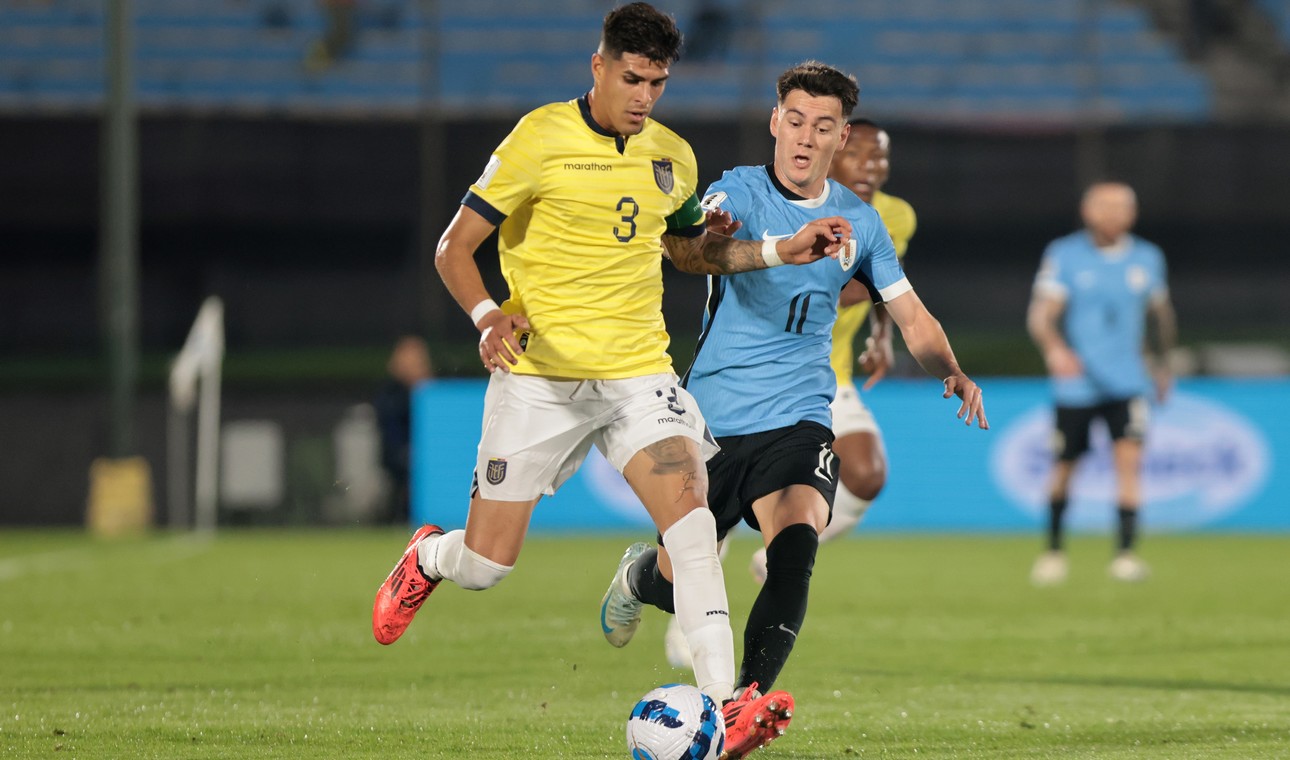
[625,683,725,760]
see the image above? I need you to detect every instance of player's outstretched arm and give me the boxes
[885,290,988,429]
[663,217,853,275]
[435,205,531,373]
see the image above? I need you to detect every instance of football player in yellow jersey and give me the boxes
[370,2,852,725]
[745,119,916,581]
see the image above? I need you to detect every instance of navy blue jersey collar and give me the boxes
[765,164,810,201]
[579,92,629,153]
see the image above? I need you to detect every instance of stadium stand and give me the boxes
[1255,0,1290,43]
[0,0,1210,121]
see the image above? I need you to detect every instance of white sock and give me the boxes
[664,509,735,703]
[416,530,513,590]
[417,529,456,581]
[818,482,870,543]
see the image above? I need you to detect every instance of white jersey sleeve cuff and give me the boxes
[878,277,913,303]
[1033,280,1068,299]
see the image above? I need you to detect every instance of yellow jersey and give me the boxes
[829,190,917,385]
[463,95,705,379]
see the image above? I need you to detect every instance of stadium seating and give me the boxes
[1255,0,1290,45]
[0,0,1211,121]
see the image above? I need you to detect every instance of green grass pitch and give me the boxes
[2,530,1287,758]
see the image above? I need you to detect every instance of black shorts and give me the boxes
[704,420,839,539]
[1054,397,1148,461]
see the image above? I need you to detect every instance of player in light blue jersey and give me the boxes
[1027,181,1177,585]
[677,165,907,434]
[598,63,987,757]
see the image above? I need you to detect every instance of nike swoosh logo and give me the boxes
[599,598,613,634]
[761,229,791,242]
[777,623,797,638]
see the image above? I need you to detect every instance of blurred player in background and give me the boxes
[370,1,853,725]
[1027,181,1177,585]
[600,61,988,758]
[373,335,433,523]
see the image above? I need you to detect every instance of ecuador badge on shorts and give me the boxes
[652,158,674,194]
[485,458,507,485]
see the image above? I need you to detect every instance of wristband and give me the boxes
[469,298,500,326]
[761,238,785,268]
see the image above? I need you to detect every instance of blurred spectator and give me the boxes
[1182,0,1228,57]
[685,0,733,62]
[306,0,356,71]
[374,335,433,523]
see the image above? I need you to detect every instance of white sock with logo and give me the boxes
[664,509,735,703]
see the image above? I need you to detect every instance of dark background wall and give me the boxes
[3,116,1288,357]
[3,115,1288,524]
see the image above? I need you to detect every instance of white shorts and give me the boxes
[472,372,719,502]
[830,382,882,438]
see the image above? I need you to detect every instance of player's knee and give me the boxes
[766,523,819,579]
[661,508,718,567]
[454,545,513,591]
[841,460,885,501]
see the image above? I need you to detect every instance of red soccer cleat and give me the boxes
[372,524,443,645]
[719,682,794,759]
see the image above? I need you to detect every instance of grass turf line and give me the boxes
[1,531,1287,758]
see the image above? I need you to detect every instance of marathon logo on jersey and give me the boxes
[652,158,674,194]
[485,458,508,485]
[564,161,613,172]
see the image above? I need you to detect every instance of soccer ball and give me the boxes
[625,683,724,760]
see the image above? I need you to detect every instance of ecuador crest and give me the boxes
[485,458,507,485]
[652,158,674,194]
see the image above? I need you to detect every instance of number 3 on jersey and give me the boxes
[614,196,639,242]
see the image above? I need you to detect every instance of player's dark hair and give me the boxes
[848,117,880,130]
[776,61,859,117]
[601,3,683,66]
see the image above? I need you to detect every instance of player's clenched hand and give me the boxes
[776,216,853,265]
[477,311,530,373]
[859,335,894,390]
[705,208,742,237]
[942,373,988,429]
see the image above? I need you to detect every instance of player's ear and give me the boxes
[768,107,779,137]
[591,51,605,85]
[838,123,851,149]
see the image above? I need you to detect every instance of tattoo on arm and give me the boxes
[664,233,764,275]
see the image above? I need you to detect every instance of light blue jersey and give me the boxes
[682,165,910,436]
[1033,231,1169,406]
